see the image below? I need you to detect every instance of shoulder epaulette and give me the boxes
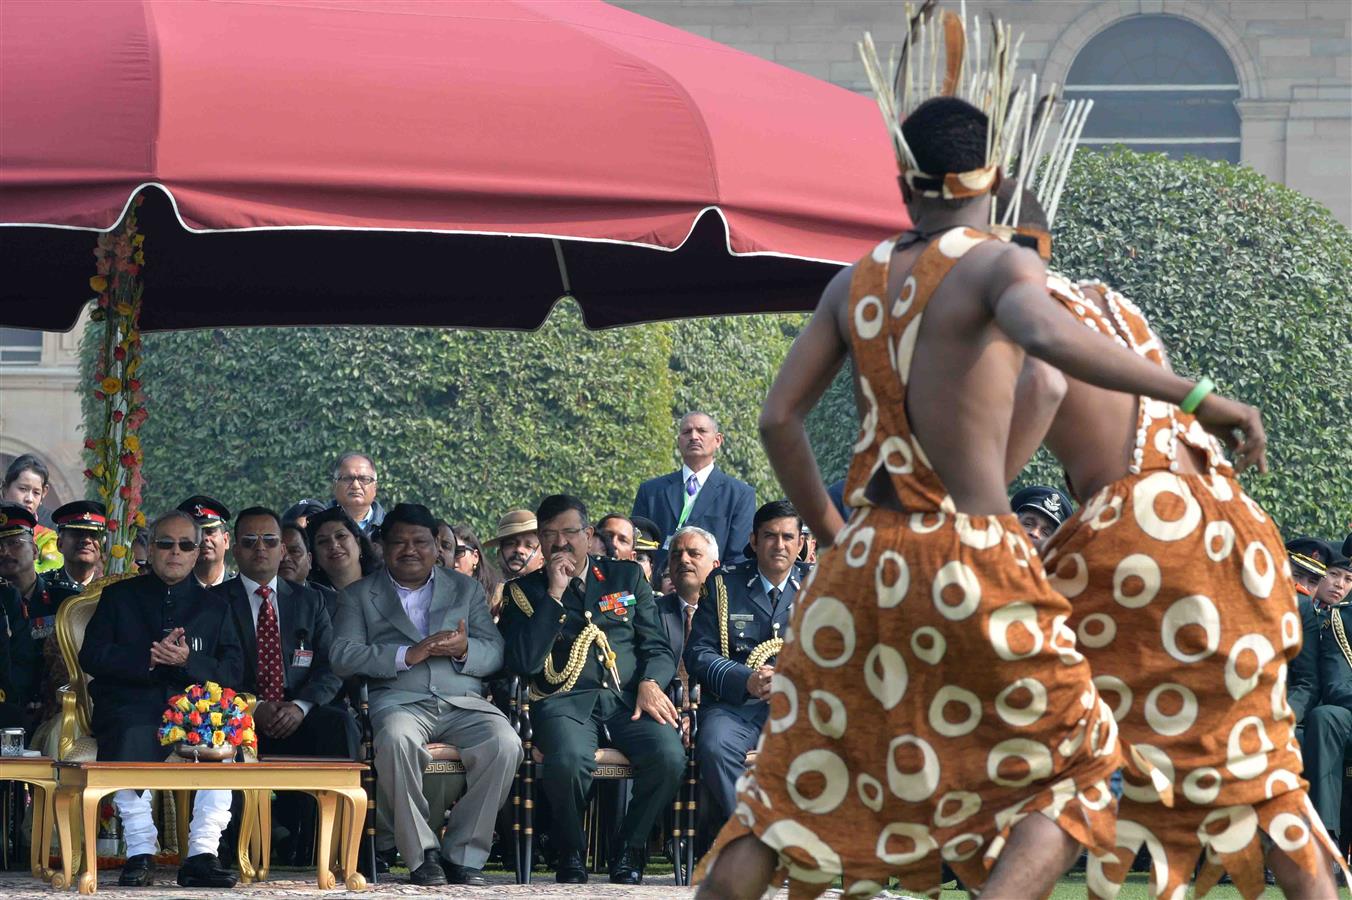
[509,582,533,617]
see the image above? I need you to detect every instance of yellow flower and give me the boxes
[133,250,145,265]
[110,544,127,559]
[134,510,146,527]
[234,697,248,710]
[126,358,141,376]
[132,234,145,247]
[240,728,256,746]
[205,681,221,694]
[175,697,192,712]
[168,727,185,742]
[90,275,108,292]
[212,730,225,747]
[115,302,133,316]
[209,712,222,727]
[100,376,121,394]
[195,699,210,713]
[93,464,106,478]
[97,486,110,499]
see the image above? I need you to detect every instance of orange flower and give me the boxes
[100,376,121,394]
[89,275,108,292]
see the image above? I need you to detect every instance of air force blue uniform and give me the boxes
[684,558,802,823]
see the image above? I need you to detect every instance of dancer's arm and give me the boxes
[1004,357,1066,483]
[760,267,852,546]
[987,247,1267,473]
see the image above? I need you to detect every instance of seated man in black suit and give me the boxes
[212,506,357,757]
[80,509,243,888]
[631,411,756,570]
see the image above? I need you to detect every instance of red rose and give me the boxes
[83,438,97,450]
[119,452,135,467]
[172,712,184,725]
[186,731,201,745]
[221,688,236,704]
[93,390,105,401]
[189,711,202,727]
[112,410,124,422]
[82,469,95,480]
[106,519,119,532]
[114,346,126,360]
[227,731,244,746]
[128,379,142,391]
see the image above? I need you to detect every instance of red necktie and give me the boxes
[256,586,285,703]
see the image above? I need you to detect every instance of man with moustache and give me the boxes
[329,453,385,537]
[177,495,232,588]
[485,509,542,580]
[498,494,683,885]
[1008,485,1073,553]
[0,504,82,731]
[51,500,107,588]
[685,501,804,829]
[278,520,314,586]
[80,509,243,888]
[212,507,352,757]
[656,527,721,698]
[332,503,519,887]
[632,412,756,571]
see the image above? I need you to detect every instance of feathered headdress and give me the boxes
[858,1,1092,231]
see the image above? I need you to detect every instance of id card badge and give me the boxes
[291,649,314,668]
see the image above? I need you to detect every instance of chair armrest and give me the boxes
[58,685,82,760]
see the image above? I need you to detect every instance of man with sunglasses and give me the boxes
[213,507,353,758]
[80,509,243,888]
[177,495,233,588]
[329,452,385,537]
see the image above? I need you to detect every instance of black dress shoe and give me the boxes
[176,853,237,888]
[609,845,645,885]
[442,860,487,886]
[410,850,447,886]
[555,849,588,884]
[119,854,154,886]
[373,847,398,874]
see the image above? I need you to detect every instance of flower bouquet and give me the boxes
[158,682,255,762]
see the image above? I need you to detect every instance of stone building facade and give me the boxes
[615,0,1352,226]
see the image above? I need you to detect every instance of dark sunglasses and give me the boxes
[238,534,282,549]
[153,538,199,552]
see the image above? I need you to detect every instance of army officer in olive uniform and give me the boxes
[498,494,683,886]
[685,500,804,828]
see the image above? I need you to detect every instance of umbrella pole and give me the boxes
[84,193,149,572]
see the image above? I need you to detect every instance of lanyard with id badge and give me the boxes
[292,628,314,668]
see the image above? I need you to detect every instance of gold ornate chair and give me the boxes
[53,574,260,883]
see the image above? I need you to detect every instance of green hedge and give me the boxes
[83,150,1350,540]
[808,149,1352,538]
[82,302,799,536]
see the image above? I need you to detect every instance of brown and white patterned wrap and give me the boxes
[1039,274,1346,900]
[695,231,1123,899]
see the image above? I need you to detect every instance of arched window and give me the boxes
[1066,15,1240,162]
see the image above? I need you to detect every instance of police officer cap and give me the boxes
[176,495,232,526]
[631,515,661,552]
[53,500,108,532]
[0,503,37,539]
[1010,485,1073,528]
[282,498,326,525]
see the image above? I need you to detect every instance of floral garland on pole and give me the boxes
[84,195,148,574]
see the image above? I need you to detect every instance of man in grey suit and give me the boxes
[331,503,522,887]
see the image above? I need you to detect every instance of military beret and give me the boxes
[52,500,107,532]
[177,495,231,526]
[1010,485,1074,528]
[0,503,37,539]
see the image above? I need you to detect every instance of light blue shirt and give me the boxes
[758,571,791,603]
[392,570,435,672]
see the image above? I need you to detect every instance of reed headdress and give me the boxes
[858,1,1093,232]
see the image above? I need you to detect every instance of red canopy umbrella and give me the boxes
[0,0,905,330]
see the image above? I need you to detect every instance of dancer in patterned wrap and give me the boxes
[693,25,1270,900]
[992,173,1343,896]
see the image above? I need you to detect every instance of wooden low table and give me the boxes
[55,760,367,894]
[0,756,57,882]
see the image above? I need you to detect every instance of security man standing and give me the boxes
[498,494,683,886]
[684,500,805,829]
[0,504,82,731]
[51,500,107,588]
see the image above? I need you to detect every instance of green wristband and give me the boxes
[1180,377,1215,414]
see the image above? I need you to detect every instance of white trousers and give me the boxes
[112,788,233,858]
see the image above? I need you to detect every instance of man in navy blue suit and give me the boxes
[631,411,755,569]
